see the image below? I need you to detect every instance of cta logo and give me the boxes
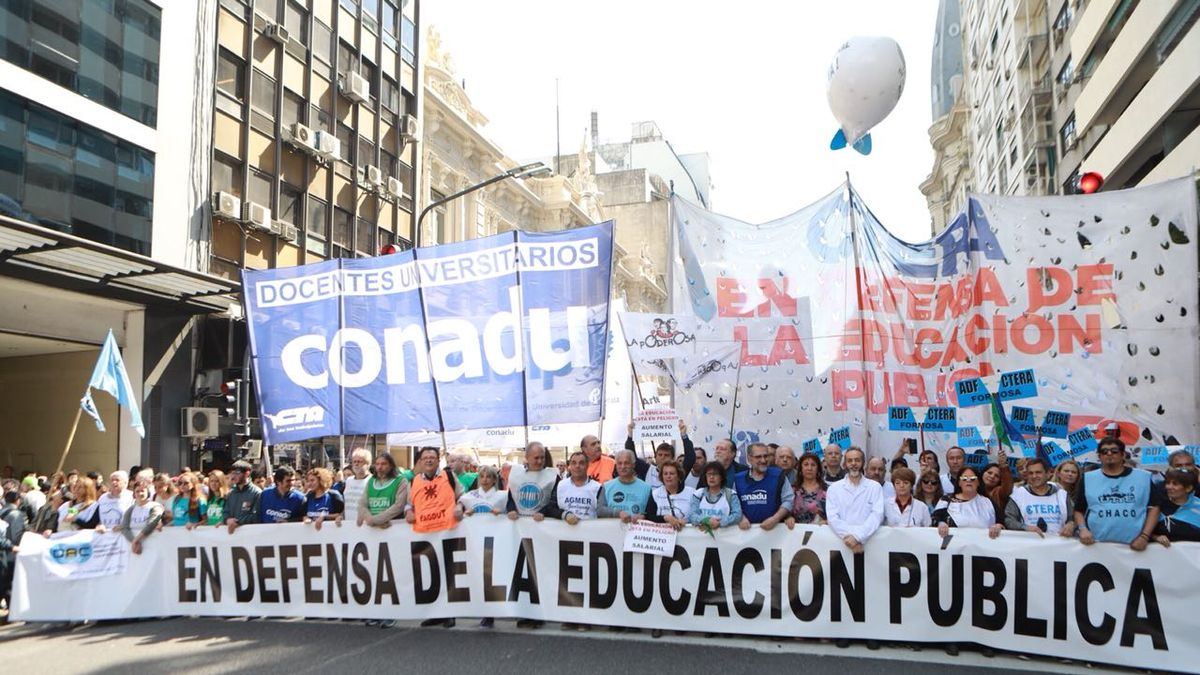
[263,405,325,431]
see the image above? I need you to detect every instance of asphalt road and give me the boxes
[0,617,1121,675]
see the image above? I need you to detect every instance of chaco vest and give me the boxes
[1083,468,1151,543]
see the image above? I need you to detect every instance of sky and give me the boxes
[423,1,942,243]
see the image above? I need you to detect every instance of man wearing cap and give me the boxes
[224,460,262,534]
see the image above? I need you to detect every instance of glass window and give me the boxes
[400,15,415,65]
[339,0,358,13]
[251,69,277,116]
[1060,113,1077,149]
[382,1,398,50]
[336,123,354,164]
[217,50,246,101]
[282,89,304,128]
[358,137,374,167]
[310,103,332,132]
[361,61,378,98]
[312,20,332,63]
[247,170,273,209]
[256,0,279,23]
[1057,57,1074,87]
[283,1,308,45]
[212,153,243,197]
[307,195,328,255]
[355,217,374,254]
[381,75,398,111]
[2,0,161,126]
[333,207,352,257]
[279,182,303,229]
[380,150,397,179]
[337,41,357,78]
[362,0,379,33]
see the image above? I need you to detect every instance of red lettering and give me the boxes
[974,268,1008,306]
[757,278,797,317]
[1076,263,1116,306]
[766,323,810,364]
[913,328,942,368]
[716,277,752,318]
[1011,314,1054,354]
[1057,313,1102,354]
[890,371,928,406]
[1027,266,1073,312]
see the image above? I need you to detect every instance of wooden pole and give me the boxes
[54,406,84,476]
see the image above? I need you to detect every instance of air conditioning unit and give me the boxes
[239,439,263,460]
[244,201,272,231]
[342,71,370,104]
[400,114,420,143]
[281,222,299,241]
[211,191,241,220]
[315,131,341,161]
[387,176,405,199]
[289,122,316,151]
[366,165,382,186]
[181,407,218,438]
[264,23,290,45]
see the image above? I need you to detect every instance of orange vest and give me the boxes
[411,470,457,533]
[587,454,616,484]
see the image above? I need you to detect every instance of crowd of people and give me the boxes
[1,420,1197,651]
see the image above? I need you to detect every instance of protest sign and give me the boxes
[619,313,698,360]
[802,438,822,457]
[1043,441,1070,467]
[1068,428,1098,457]
[622,520,678,557]
[1038,410,1070,438]
[41,531,128,581]
[633,407,681,444]
[1011,406,1038,438]
[958,426,985,449]
[922,406,957,433]
[996,369,1038,402]
[954,377,992,407]
[828,426,851,450]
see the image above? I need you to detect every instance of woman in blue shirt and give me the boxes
[687,462,742,530]
[304,467,344,530]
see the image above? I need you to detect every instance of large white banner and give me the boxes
[672,178,1200,457]
[12,522,1192,671]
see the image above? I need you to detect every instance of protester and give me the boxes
[556,451,601,524]
[447,452,478,492]
[95,470,133,531]
[775,446,798,486]
[152,472,175,523]
[259,467,305,524]
[791,452,827,525]
[205,470,229,526]
[60,477,100,531]
[1075,438,1164,549]
[598,449,656,522]
[683,447,707,489]
[865,456,894,498]
[121,481,165,554]
[624,419,696,488]
[941,447,966,494]
[932,467,1002,538]
[1153,469,1200,543]
[687,463,742,530]
[918,450,940,475]
[981,460,1013,517]
[651,461,694,530]
[172,472,208,529]
[884,467,931,527]
[341,448,372,526]
[0,490,26,616]
[19,475,46,515]
[1166,450,1200,496]
[825,447,884,554]
[224,461,262,533]
[1052,459,1080,495]
[460,465,507,517]
[406,447,463,532]
[358,452,409,529]
[506,442,562,521]
[304,468,345,530]
[822,445,845,483]
[31,488,62,535]
[713,438,749,476]
[1003,458,1074,537]
[582,435,616,484]
[735,443,791,530]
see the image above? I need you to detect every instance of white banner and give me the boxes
[12,521,1193,671]
[40,531,128,581]
[672,178,1200,456]
[619,312,698,360]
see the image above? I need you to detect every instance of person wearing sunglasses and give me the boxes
[1074,438,1165,549]
[916,469,944,515]
[932,466,1002,539]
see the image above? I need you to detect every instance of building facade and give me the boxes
[921,0,973,235]
[0,0,241,475]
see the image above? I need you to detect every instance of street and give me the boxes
[0,617,1119,675]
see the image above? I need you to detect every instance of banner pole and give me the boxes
[727,361,742,449]
[54,405,84,476]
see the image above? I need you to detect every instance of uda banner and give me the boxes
[243,222,614,444]
[11,522,1197,672]
[672,178,1200,458]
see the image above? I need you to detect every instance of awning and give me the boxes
[0,215,240,313]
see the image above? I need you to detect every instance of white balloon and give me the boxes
[827,36,906,154]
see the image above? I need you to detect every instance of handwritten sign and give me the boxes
[996,368,1038,401]
[828,426,851,450]
[1068,428,1098,457]
[954,377,992,407]
[622,520,678,557]
[958,426,985,448]
[633,407,681,444]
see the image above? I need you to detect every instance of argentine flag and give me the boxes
[80,329,145,438]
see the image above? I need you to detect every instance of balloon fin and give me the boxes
[852,133,872,155]
[830,128,848,151]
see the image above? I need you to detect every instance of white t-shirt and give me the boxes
[341,475,369,524]
[652,485,696,520]
[461,487,508,514]
[935,495,996,529]
[97,490,134,528]
[556,478,602,520]
[126,502,156,532]
[884,497,932,528]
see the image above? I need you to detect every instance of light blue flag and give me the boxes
[80,330,145,438]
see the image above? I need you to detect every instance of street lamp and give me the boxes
[415,161,553,246]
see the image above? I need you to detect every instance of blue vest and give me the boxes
[603,478,651,515]
[734,467,785,523]
[1083,468,1151,543]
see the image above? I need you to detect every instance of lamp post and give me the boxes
[415,161,553,246]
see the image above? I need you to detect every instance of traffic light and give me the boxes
[380,243,399,255]
[1079,171,1104,194]
[220,379,240,417]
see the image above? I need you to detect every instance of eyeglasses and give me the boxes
[921,479,938,485]
[959,477,979,483]
[1098,447,1123,455]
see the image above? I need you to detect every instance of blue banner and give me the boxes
[954,377,992,407]
[964,450,990,470]
[1010,406,1038,438]
[243,222,614,444]
[1137,446,1170,466]
[1044,441,1070,467]
[996,368,1038,401]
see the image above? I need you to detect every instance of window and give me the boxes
[358,137,375,167]
[1059,113,1077,150]
[312,20,332,63]
[333,207,352,257]
[1053,3,1073,48]
[381,75,399,111]
[279,183,303,231]
[282,89,304,129]
[212,154,243,197]
[382,1,399,50]
[355,217,375,255]
[1155,0,1200,64]
[361,61,378,99]
[2,0,162,126]
[400,15,415,65]
[256,0,279,23]
[339,0,358,13]
[283,1,308,46]
[310,103,332,132]
[336,123,354,166]
[362,0,379,34]
[307,196,328,254]
[427,190,446,246]
[1056,57,1074,87]
[380,150,398,180]
[217,50,246,101]
[247,170,273,209]
[337,41,357,79]
[251,69,277,117]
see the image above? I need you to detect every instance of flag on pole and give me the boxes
[81,330,145,438]
[989,395,1024,454]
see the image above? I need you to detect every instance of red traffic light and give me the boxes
[221,380,237,395]
[1079,171,1104,194]
[380,244,399,255]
